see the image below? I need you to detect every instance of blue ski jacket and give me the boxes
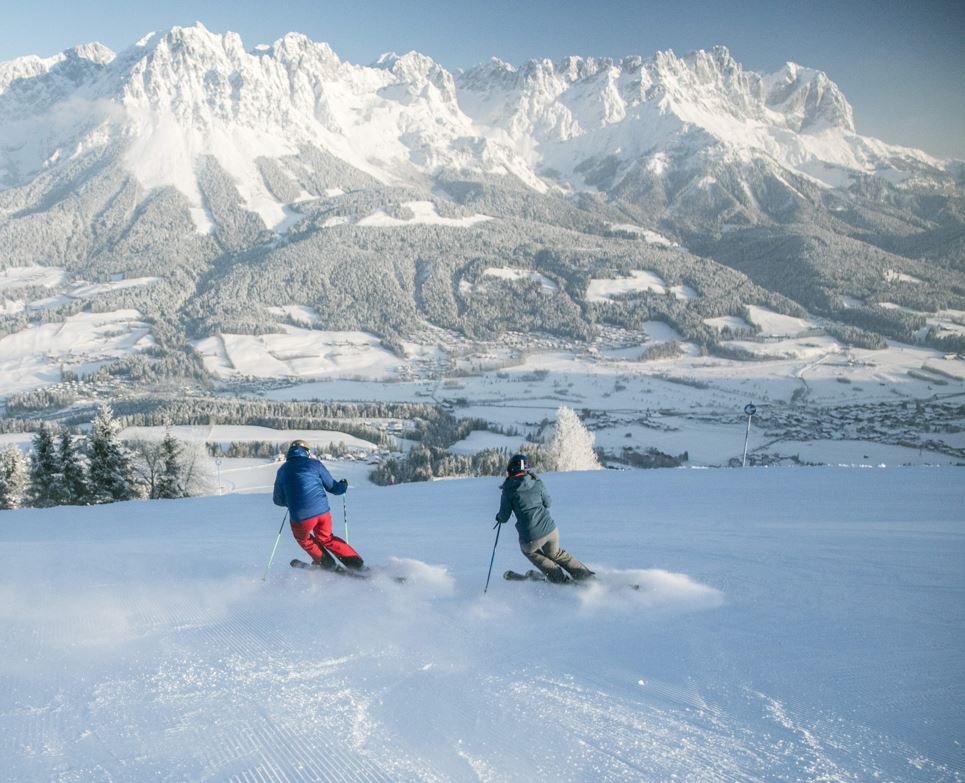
[273,445,346,523]
[496,471,556,543]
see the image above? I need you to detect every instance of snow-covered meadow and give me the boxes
[1,467,962,781]
[0,309,155,396]
[586,270,697,302]
[2,255,963,470]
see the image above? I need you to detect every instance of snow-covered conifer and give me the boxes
[0,447,28,509]
[155,431,184,499]
[29,424,61,507]
[57,430,89,505]
[544,406,602,472]
[88,405,142,503]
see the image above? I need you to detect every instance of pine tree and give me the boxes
[29,424,61,507]
[88,405,141,504]
[544,406,602,472]
[155,431,184,499]
[0,447,28,509]
[57,430,89,505]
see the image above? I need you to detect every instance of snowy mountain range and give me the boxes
[0,23,963,390]
[1,24,955,220]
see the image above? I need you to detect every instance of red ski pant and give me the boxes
[290,512,361,563]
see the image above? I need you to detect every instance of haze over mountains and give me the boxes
[0,22,963,390]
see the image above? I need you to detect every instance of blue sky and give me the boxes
[2,0,962,158]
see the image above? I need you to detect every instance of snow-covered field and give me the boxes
[0,265,67,291]
[118,425,379,453]
[112,426,384,495]
[1,468,962,782]
[1,260,964,469]
[606,223,677,247]
[0,309,155,395]
[192,328,403,380]
[205,456,378,495]
[586,270,697,302]
[459,267,559,296]
[744,304,817,336]
[260,335,965,468]
[355,200,492,228]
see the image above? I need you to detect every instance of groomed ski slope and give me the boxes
[1,467,962,782]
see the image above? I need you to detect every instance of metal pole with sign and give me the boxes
[742,403,757,467]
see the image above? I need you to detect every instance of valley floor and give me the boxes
[1,467,962,781]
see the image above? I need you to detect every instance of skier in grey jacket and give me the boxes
[495,454,594,583]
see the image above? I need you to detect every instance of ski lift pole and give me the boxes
[742,403,757,467]
[262,510,289,582]
[483,520,503,595]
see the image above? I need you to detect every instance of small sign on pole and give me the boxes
[742,403,757,467]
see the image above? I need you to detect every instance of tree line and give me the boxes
[0,405,209,510]
[370,405,608,485]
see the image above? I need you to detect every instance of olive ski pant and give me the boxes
[520,529,592,582]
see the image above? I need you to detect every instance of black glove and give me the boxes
[338,479,348,490]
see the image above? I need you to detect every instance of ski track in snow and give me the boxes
[1,468,963,782]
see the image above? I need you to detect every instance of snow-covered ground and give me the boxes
[705,315,752,332]
[192,328,403,380]
[68,277,161,299]
[118,424,379,453]
[744,304,818,336]
[459,267,559,296]
[0,265,67,291]
[606,223,678,247]
[206,456,378,495]
[1,467,962,781]
[1,264,963,469]
[449,429,526,455]
[355,200,492,228]
[0,266,160,317]
[259,335,965,468]
[0,309,155,395]
[586,270,697,302]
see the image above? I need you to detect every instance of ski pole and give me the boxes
[262,510,289,582]
[483,520,502,595]
[342,493,349,543]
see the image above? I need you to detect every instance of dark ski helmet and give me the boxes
[507,453,528,474]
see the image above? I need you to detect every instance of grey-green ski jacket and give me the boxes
[496,472,556,543]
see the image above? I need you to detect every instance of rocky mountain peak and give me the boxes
[764,61,854,132]
[0,26,951,219]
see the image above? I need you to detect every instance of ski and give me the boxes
[290,559,407,583]
[290,558,364,577]
[503,569,549,582]
[502,569,581,585]
[502,569,639,590]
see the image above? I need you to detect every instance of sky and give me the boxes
[1,0,963,158]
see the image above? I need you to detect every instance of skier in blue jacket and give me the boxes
[495,453,593,583]
[273,440,361,569]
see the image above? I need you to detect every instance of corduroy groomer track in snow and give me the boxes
[1,467,962,781]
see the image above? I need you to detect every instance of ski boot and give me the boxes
[543,567,571,584]
[568,567,596,582]
[312,551,339,570]
[339,555,365,571]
